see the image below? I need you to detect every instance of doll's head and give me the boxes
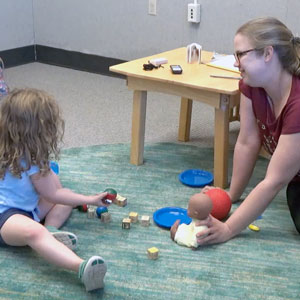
[187,192,213,220]
[0,88,64,178]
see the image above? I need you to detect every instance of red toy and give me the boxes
[104,188,117,201]
[78,204,88,212]
[206,188,232,220]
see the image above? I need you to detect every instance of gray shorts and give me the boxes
[0,208,34,246]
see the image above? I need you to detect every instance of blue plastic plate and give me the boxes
[178,169,213,187]
[153,207,192,229]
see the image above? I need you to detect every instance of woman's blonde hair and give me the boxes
[0,88,65,179]
[236,17,300,76]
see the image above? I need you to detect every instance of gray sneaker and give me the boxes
[79,256,107,291]
[46,226,78,250]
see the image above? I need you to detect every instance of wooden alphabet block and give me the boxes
[122,218,131,229]
[115,194,127,207]
[129,212,138,223]
[141,215,150,226]
[101,212,111,223]
[147,247,159,260]
[87,207,96,218]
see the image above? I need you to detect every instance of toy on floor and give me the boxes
[248,215,263,232]
[153,207,191,228]
[129,212,138,223]
[96,206,108,217]
[178,169,213,187]
[115,194,127,207]
[101,212,111,223]
[78,204,88,212]
[87,206,96,218]
[122,218,131,229]
[147,247,159,260]
[205,188,232,220]
[248,224,260,232]
[141,215,150,226]
[170,193,212,248]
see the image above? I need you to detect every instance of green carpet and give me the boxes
[0,143,299,300]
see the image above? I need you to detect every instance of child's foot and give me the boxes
[46,226,78,250]
[78,256,107,291]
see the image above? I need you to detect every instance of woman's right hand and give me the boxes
[195,215,233,245]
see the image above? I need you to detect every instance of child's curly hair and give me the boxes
[0,88,65,179]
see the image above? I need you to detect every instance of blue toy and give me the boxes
[96,206,108,218]
[50,161,59,175]
[153,207,192,229]
[178,169,213,187]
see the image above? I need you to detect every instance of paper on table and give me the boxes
[206,55,240,74]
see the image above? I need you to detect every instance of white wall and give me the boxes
[2,0,300,60]
[0,0,34,51]
[32,0,300,60]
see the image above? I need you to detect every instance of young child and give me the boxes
[170,192,213,249]
[0,88,110,292]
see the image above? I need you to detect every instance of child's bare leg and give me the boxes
[1,214,82,271]
[39,199,73,228]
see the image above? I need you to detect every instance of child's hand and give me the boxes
[89,192,110,207]
[170,219,180,240]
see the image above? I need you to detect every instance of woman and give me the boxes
[197,17,300,245]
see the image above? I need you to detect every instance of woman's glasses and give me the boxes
[234,48,260,64]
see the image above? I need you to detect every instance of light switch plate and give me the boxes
[149,0,157,15]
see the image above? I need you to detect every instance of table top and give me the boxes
[109,47,240,95]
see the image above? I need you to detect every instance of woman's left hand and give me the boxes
[195,215,233,245]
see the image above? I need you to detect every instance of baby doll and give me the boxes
[170,192,213,249]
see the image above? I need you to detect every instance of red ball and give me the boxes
[206,188,232,220]
[104,188,117,201]
[78,204,88,212]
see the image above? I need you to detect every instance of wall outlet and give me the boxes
[188,3,200,23]
[149,0,157,15]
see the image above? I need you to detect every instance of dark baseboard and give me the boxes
[0,45,35,68]
[0,45,126,78]
[35,45,126,78]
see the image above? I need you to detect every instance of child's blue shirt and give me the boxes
[0,164,40,221]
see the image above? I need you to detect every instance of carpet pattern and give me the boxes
[0,143,299,300]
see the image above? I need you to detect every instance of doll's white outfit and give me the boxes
[174,219,207,248]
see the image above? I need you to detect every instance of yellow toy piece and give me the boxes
[248,224,260,232]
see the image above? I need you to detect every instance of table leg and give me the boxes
[178,97,193,142]
[130,90,147,165]
[214,94,230,188]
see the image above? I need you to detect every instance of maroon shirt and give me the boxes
[239,76,300,182]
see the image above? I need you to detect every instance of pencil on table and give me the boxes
[210,74,242,80]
